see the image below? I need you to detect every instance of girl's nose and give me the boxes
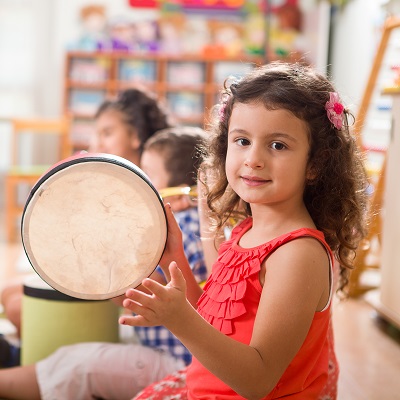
[244,147,264,169]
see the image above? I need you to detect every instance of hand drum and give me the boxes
[21,153,167,300]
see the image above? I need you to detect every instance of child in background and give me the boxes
[120,62,369,399]
[90,87,172,163]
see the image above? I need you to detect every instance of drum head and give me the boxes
[21,153,167,300]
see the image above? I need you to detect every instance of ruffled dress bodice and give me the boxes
[187,217,336,399]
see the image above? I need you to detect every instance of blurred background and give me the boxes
[0,1,400,398]
[0,0,396,164]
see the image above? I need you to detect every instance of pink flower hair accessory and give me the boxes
[218,102,227,122]
[325,92,344,129]
[218,91,230,122]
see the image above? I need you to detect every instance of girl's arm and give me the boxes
[157,203,203,307]
[120,237,330,399]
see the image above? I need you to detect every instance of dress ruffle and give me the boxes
[197,220,263,335]
[197,218,327,335]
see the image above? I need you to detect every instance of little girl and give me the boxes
[120,62,368,399]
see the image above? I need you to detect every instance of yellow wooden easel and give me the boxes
[348,16,400,297]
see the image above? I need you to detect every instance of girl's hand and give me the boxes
[156,203,204,306]
[158,204,185,280]
[119,262,190,329]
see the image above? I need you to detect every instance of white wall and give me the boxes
[301,0,331,74]
[329,0,387,114]
[0,0,48,117]
[0,0,54,170]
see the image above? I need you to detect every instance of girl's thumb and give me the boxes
[169,261,184,288]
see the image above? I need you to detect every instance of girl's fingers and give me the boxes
[124,278,172,307]
[121,293,157,323]
[119,314,151,327]
[121,263,187,328]
[124,287,150,303]
[122,295,150,312]
[164,203,181,234]
[123,288,156,311]
[163,203,174,224]
[122,299,143,314]
[141,277,169,297]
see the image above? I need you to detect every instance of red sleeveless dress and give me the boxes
[187,218,338,399]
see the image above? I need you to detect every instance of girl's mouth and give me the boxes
[241,176,269,186]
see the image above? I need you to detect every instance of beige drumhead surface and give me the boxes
[22,160,167,300]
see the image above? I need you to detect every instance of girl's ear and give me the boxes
[306,163,318,183]
[130,130,141,150]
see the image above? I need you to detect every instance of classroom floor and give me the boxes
[1,215,400,399]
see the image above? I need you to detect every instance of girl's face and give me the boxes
[140,149,170,191]
[91,109,140,164]
[226,102,311,211]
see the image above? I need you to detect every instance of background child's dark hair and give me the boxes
[143,126,207,188]
[203,62,369,295]
[95,88,172,153]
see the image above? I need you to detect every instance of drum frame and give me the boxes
[21,153,168,300]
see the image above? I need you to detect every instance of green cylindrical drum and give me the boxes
[21,275,119,366]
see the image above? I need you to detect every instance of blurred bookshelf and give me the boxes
[63,51,265,151]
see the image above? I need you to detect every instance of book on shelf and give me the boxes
[167,92,204,118]
[69,90,106,116]
[213,61,255,84]
[167,62,205,85]
[69,58,110,83]
[118,60,157,83]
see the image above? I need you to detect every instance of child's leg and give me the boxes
[0,364,40,400]
[36,342,184,400]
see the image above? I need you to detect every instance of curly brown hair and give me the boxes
[202,62,369,295]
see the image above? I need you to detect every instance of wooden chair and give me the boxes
[5,117,72,242]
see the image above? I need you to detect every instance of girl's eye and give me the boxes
[271,142,286,150]
[236,138,250,146]
[102,129,113,138]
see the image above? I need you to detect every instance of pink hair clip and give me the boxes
[218,100,228,123]
[325,92,344,129]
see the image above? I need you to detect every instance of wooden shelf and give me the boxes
[65,81,110,89]
[63,51,265,151]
